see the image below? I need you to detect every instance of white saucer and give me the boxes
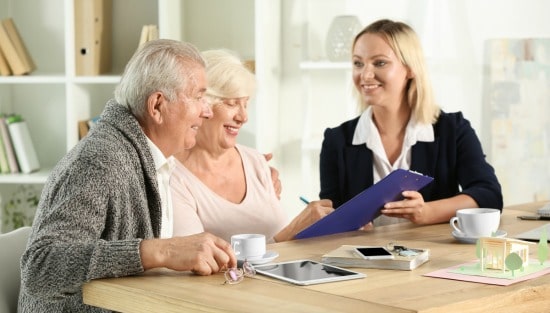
[452,229,507,244]
[238,250,279,265]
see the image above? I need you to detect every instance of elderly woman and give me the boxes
[171,49,333,245]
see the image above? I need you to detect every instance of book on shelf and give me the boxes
[0,126,10,174]
[138,24,159,48]
[1,18,36,72]
[0,19,26,75]
[78,116,100,140]
[78,120,89,140]
[6,115,40,174]
[74,0,113,76]
[0,116,20,173]
[243,60,255,74]
[0,46,11,76]
[321,245,430,271]
[0,18,35,75]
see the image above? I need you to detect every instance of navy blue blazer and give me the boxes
[319,111,503,211]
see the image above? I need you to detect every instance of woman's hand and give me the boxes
[274,199,334,242]
[294,199,334,228]
[380,191,432,224]
[359,222,374,231]
[264,153,282,199]
[381,192,478,225]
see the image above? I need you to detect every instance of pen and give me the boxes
[299,196,310,204]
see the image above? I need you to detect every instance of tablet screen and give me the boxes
[254,260,365,285]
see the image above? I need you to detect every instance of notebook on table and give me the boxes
[295,169,434,239]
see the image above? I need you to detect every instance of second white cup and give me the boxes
[230,233,266,260]
[450,208,500,237]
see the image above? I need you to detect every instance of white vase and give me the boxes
[325,15,362,62]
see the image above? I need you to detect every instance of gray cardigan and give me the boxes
[19,100,162,312]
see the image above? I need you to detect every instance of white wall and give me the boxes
[277,0,550,216]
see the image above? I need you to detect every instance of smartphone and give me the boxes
[354,247,394,260]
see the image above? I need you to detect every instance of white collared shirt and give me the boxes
[352,107,434,226]
[146,137,175,238]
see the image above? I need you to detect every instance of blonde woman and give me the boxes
[320,19,502,226]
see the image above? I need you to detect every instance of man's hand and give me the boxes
[140,233,237,275]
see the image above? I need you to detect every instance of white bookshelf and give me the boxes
[0,0,156,185]
[299,61,350,70]
[299,60,357,198]
[0,0,281,229]
[156,0,281,154]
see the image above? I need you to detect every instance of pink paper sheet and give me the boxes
[424,261,550,286]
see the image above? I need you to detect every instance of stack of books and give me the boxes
[0,114,40,174]
[0,18,36,76]
[321,245,430,271]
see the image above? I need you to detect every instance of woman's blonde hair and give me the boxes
[202,49,256,100]
[352,19,440,124]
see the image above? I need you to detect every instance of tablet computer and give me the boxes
[514,223,550,241]
[253,259,366,285]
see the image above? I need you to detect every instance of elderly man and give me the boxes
[19,39,237,312]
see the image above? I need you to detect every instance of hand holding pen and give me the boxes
[274,198,334,242]
[298,196,334,224]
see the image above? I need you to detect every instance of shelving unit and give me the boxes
[157,0,281,154]
[0,0,156,231]
[0,0,156,186]
[299,60,352,149]
[0,0,281,231]
[298,60,357,198]
[294,0,364,199]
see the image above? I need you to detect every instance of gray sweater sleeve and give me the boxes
[20,102,160,310]
[21,147,145,300]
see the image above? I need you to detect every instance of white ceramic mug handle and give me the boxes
[450,217,463,234]
[232,241,241,256]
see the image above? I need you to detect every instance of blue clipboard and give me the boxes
[295,169,434,239]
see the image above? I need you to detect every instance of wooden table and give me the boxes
[83,202,550,313]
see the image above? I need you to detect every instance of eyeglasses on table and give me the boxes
[223,259,256,285]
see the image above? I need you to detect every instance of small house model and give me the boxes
[478,237,532,272]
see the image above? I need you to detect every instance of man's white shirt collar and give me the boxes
[146,138,174,172]
[146,137,174,238]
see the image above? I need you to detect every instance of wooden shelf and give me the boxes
[299,61,351,70]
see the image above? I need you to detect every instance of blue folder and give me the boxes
[295,169,434,239]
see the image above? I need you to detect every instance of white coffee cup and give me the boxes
[230,233,266,260]
[450,208,501,237]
